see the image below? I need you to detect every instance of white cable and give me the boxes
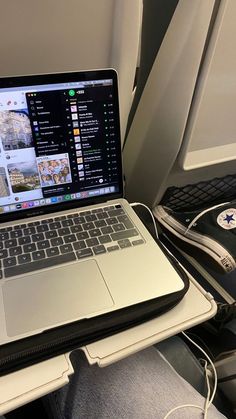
[130,202,184,262]
[130,202,159,239]
[182,332,218,409]
[202,359,211,419]
[163,403,205,418]
[130,202,218,419]
[163,333,218,418]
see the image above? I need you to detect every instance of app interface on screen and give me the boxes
[0,78,121,214]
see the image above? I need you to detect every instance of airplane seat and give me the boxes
[123,0,236,412]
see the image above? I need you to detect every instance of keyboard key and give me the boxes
[32,233,45,242]
[37,224,49,233]
[76,248,93,259]
[132,239,144,246]
[60,244,73,254]
[23,227,36,235]
[64,234,76,244]
[96,212,109,220]
[0,243,3,250]
[107,245,119,252]
[118,239,132,249]
[9,246,22,256]
[23,243,36,253]
[113,223,125,232]
[74,216,86,224]
[5,239,17,248]
[51,237,63,246]
[89,229,101,238]
[5,253,76,278]
[0,270,2,279]
[58,227,70,236]
[83,222,95,230]
[71,225,83,233]
[73,241,86,250]
[93,245,106,255]
[86,238,99,247]
[37,240,50,250]
[106,217,118,225]
[3,257,17,268]
[117,215,134,229]
[76,231,89,240]
[62,219,73,227]
[18,254,31,264]
[46,247,60,257]
[45,230,58,239]
[110,229,139,241]
[10,230,23,239]
[94,220,106,228]
[0,232,9,240]
[101,226,113,234]
[0,250,8,259]
[49,222,61,230]
[99,235,112,244]
[19,236,31,245]
[32,250,46,261]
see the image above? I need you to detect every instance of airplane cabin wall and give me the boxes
[124,0,236,207]
[0,0,142,144]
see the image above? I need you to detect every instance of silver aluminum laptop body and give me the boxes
[0,70,184,345]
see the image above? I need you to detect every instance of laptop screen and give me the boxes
[0,70,123,221]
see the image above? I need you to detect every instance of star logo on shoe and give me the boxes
[224,214,235,224]
[217,208,236,230]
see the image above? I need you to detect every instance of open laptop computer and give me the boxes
[0,69,184,345]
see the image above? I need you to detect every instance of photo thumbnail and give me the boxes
[0,109,33,151]
[37,153,72,187]
[0,167,10,197]
[8,161,40,193]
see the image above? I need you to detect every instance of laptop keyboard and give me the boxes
[0,205,144,279]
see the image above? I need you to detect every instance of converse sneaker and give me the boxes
[154,202,236,273]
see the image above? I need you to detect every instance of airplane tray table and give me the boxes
[0,269,216,416]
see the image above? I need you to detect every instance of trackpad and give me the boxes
[3,260,114,337]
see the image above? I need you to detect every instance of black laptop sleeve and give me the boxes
[0,250,189,376]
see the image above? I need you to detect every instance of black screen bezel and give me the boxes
[0,69,123,223]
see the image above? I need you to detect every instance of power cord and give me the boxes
[130,201,218,419]
[130,202,159,240]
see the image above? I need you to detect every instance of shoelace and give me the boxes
[184,202,229,234]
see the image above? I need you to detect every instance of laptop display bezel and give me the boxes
[0,69,123,223]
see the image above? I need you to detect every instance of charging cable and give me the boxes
[162,333,217,419]
[130,202,159,239]
[130,201,218,419]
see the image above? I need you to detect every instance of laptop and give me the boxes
[0,69,184,345]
